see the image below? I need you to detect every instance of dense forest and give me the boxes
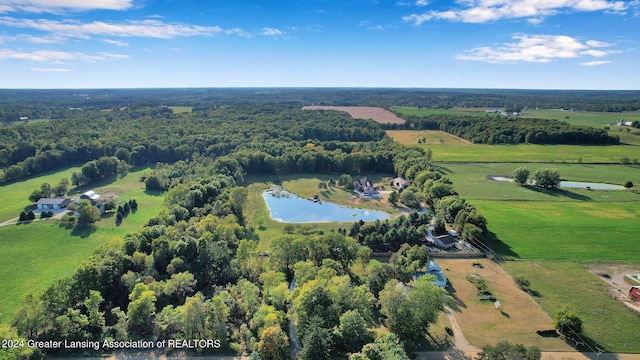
[385,113,619,145]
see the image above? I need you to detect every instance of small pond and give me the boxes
[490,177,627,190]
[262,188,390,223]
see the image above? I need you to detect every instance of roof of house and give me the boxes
[393,177,409,185]
[427,260,442,273]
[81,190,100,200]
[435,234,456,246]
[36,197,69,206]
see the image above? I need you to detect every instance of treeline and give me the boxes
[385,114,619,145]
[0,105,387,182]
[2,88,640,123]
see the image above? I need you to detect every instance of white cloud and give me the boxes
[579,60,612,66]
[416,0,429,5]
[260,27,283,36]
[368,25,386,30]
[0,17,223,39]
[102,39,129,46]
[225,28,253,38]
[29,67,70,72]
[0,0,134,13]
[0,48,128,63]
[403,0,628,24]
[456,34,617,63]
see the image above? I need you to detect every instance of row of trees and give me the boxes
[387,114,619,145]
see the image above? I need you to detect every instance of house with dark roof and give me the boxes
[433,234,457,249]
[354,177,376,195]
[36,198,71,210]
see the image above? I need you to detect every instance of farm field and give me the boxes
[0,167,165,324]
[505,261,640,353]
[439,162,640,202]
[386,130,471,145]
[521,109,640,128]
[474,201,640,261]
[302,105,405,124]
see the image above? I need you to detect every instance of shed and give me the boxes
[80,190,100,201]
[630,286,640,302]
[393,177,410,190]
[36,198,71,210]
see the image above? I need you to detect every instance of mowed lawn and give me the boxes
[0,166,81,222]
[0,167,165,324]
[474,201,640,261]
[505,261,640,353]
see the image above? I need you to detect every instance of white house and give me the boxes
[393,177,410,190]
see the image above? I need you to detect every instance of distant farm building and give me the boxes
[36,198,71,210]
[630,286,640,302]
[393,177,410,190]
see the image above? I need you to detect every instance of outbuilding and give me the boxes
[36,198,71,210]
[630,286,640,302]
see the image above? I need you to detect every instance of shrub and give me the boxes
[515,276,531,292]
[624,180,633,189]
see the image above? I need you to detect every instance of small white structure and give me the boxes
[36,198,71,210]
[80,190,100,201]
[433,234,457,249]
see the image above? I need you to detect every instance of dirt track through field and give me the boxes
[302,106,405,124]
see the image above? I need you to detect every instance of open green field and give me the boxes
[0,166,82,222]
[440,162,640,202]
[522,109,640,128]
[475,201,640,261]
[0,167,165,324]
[505,260,640,353]
[420,142,637,163]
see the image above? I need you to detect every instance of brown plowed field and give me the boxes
[302,106,405,124]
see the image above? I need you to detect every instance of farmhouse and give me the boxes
[393,177,410,190]
[354,177,376,195]
[630,286,640,302]
[36,198,71,210]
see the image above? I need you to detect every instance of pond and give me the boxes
[489,176,627,190]
[262,188,390,223]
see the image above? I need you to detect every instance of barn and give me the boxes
[629,286,640,302]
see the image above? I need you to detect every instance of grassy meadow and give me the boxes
[0,166,165,324]
[439,162,640,202]
[505,261,640,353]
[0,165,81,222]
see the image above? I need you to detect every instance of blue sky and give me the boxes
[0,0,638,89]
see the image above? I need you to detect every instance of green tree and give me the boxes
[127,283,157,337]
[624,180,633,188]
[357,246,372,270]
[333,310,373,354]
[40,182,53,198]
[512,167,530,186]
[76,199,101,227]
[531,168,561,189]
[378,276,448,345]
[399,189,423,209]
[54,177,69,196]
[299,317,332,360]
[388,190,399,206]
[476,341,541,360]
[84,290,106,337]
[257,325,289,360]
[349,333,409,360]
[554,307,583,337]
